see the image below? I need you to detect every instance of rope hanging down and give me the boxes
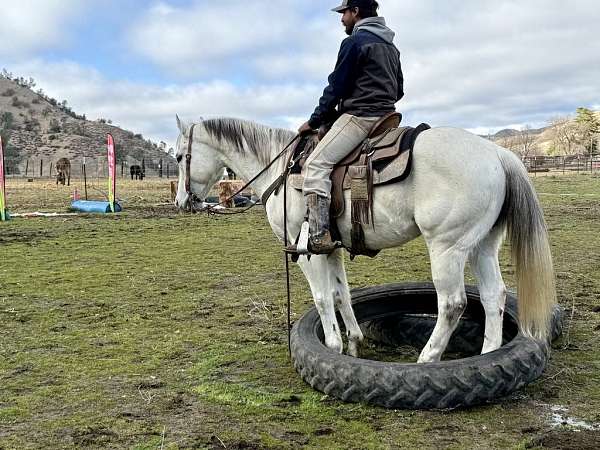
[184,125,304,355]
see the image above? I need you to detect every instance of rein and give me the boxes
[184,123,300,215]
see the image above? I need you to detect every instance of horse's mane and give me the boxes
[202,118,295,166]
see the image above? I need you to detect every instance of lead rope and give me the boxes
[185,125,300,355]
[283,167,292,357]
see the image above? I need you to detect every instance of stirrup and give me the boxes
[284,221,310,255]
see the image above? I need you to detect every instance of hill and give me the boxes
[0,75,175,174]
[484,126,548,141]
[485,111,599,156]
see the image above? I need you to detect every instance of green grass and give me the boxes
[1,175,599,449]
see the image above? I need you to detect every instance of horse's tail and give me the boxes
[495,149,556,341]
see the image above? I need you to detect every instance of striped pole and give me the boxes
[0,135,6,221]
[107,134,116,213]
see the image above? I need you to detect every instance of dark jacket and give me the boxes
[308,17,404,129]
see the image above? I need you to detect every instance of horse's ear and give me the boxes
[176,114,189,136]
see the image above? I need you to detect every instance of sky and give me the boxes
[1,0,599,149]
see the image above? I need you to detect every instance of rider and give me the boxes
[294,0,404,254]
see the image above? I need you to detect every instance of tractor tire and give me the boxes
[290,282,564,410]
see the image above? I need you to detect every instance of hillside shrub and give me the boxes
[48,118,61,133]
[2,88,15,97]
[1,111,13,130]
[24,118,41,131]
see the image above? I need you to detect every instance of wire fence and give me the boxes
[3,156,178,180]
[522,155,600,174]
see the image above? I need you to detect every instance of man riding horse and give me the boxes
[289,0,404,255]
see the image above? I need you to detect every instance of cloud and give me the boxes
[0,0,88,58]
[127,0,343,80]
[11,59,321,149]
[128,0,297,77]
[385,0,600,127]
[123,0,600,130]
[5,0,600,151]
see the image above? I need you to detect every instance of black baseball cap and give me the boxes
[331,0,375,13]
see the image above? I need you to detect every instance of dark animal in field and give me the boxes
[56,158,71,186]
[130,165,145,180]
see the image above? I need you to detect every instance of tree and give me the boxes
[48,118,62,133]
[549,116,580,155]
[1,68,13,79]
[1,112,14,130]
[575,107,600,155]
[511,125,538,158]
[114,142,126,163]
[0,129,23,172]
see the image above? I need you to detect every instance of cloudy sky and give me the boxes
[1,0,598,148]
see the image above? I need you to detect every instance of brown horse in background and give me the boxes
[56,158,71,186]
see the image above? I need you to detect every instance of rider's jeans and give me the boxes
[303,113,381,199]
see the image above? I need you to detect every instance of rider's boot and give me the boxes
[307,193,339,254]
[284,193,339,255]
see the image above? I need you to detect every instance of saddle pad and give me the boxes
[288,149,411,191]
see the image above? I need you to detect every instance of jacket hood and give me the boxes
[353,17,395,43]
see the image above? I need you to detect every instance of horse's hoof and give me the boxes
[347,341,359,358]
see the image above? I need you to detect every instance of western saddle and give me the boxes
[282,112,430,258]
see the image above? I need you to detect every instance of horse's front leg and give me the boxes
[298,255,343,353]
[329,249,364,357]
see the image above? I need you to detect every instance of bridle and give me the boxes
[182,123,301,215]
[184,124,203,213]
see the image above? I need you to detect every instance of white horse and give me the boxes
[174,116,556,363]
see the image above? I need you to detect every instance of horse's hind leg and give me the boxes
[298,255,344,353]
[329,249,364,357]
[469,227,506,354]
[418,245,468,363]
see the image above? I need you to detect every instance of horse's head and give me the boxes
[174,115,226,210]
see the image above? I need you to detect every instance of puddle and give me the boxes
[548,405,600,431]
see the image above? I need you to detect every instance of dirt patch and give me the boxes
[528,430,600,449]
[0,229,56,244]
[70,427,118,447]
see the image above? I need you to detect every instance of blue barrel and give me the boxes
[71,201,122,213]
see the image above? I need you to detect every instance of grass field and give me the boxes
[1,176,599,449]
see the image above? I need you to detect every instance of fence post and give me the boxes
[40,160,43,178]
[83,161,88,200]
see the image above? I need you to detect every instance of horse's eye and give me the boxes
[176,155,182,163]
